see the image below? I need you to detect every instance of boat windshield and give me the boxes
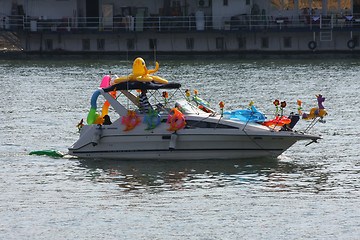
[175,100,198,114]
[101,81,214,117]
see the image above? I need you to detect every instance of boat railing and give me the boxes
[1,14,360,33]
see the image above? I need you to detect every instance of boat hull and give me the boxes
[68,126,318,160]
[69,149,283,160]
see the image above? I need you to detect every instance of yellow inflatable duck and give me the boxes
[113,57,168,84]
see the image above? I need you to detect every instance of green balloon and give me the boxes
[87,108,96,124]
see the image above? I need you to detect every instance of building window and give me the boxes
[45,39,53,50]
[272,0,295,10]
[246,0,250,5]
[284,0,295,10]
[97,39,105,50]
[127,39,135,50]
[284,37,292,48]
[238,37,246,49]
[299,0,310,10]
[312,0,322,9]
[261,37,269,48]
[216,37,224,49]
[340,0,351,9]
[186,38,194,49]
[271,0,281,10]
[327,0,338,9]
[149,39,157,50]
[223,0,228,6]
[82,39,90,50]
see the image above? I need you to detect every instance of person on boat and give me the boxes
[139,89,152,113]
[103,115,112,125]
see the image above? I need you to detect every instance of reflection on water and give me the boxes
[77,158,318,192]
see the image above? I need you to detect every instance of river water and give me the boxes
[0,54,359,239]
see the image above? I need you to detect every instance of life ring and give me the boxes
[308,41,317,50]
[166,108,186,131]
[121,110,141,131]
[144,109,161,130]
[347,39,355,49]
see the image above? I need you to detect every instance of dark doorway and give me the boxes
[86,0,99,27]
[354,0,360,14]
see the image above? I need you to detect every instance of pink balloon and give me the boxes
[100,75,111,88]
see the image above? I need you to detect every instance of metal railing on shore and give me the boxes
[1,14,360,33]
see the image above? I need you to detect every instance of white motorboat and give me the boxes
[68,79,322,160]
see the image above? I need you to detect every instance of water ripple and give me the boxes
[1,55,360,239]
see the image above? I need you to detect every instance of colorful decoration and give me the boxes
[297,100,303,115]
[273,99,280,116]
[87,75,117,125]
[29,150,64,157]
[249,101,254,108]
[185,89,191,102]
[280,101,287,116]
[223,103,266,123]
[272,99,287,116]
[261,116,291,127]
[192,90,212,113]
[101,91,116,118]
[76,119,84,132]
[192,90,213,113]
[144,109,161,130]
[121,110,141,131]
[167,108,186,131]
[249,101,256,114]
[136,89,141,105]
[100,75,111,88]
[199,106,212,113]
[193,95,211,112]
[162,91,169,105]
[219,101,225,117]
[87,89,101,124]
[302,94,327,120]
[113,57,168,84]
